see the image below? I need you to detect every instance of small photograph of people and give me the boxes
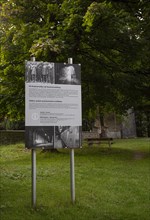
[55,63,81,85]
[25,126,54,149]
[25,61,54,83]
[54,126,80,148]
[41,62,54,83]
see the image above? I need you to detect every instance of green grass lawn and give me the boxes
[0,138,150,220]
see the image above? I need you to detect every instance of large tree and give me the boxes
[0,0,150,124]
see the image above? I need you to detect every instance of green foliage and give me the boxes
[0,0,150,122]
[0,118,24,130]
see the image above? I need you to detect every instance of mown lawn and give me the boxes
[0,138,150,220]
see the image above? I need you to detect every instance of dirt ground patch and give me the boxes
[133,151,147,160]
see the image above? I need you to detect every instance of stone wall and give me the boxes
[0,130,25,145]
[0,117,137,146]
[0,130,100,145]
[122,109,137,138]
[97,110,137,139]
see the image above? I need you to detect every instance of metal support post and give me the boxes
[70,148,75,203]
[31,56,36,208]
[32,149,36,208]
[68,57,75,204]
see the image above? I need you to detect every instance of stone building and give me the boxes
[93,109,137,139]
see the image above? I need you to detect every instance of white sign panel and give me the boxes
[25,84,81,126]
[25,62,82,149]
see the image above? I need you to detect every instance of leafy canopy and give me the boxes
[0,0,150,122]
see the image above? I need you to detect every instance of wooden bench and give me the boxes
[85,137,113,148]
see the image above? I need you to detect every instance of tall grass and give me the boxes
[0,138,150,220]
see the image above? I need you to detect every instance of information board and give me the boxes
[25,62,82,149]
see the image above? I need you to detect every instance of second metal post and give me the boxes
[32,149,36,208]
[68,57,75,204]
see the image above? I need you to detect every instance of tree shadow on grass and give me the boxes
[1,142,150,165]
[73,145,150,162]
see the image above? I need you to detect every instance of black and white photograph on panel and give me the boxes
[55,63,81,85]
[25,126,54,149]
[41,62,55,83]
[54,126,81,148]
[25,61,54,83]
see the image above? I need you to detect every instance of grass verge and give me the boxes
[0,138,150,220]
